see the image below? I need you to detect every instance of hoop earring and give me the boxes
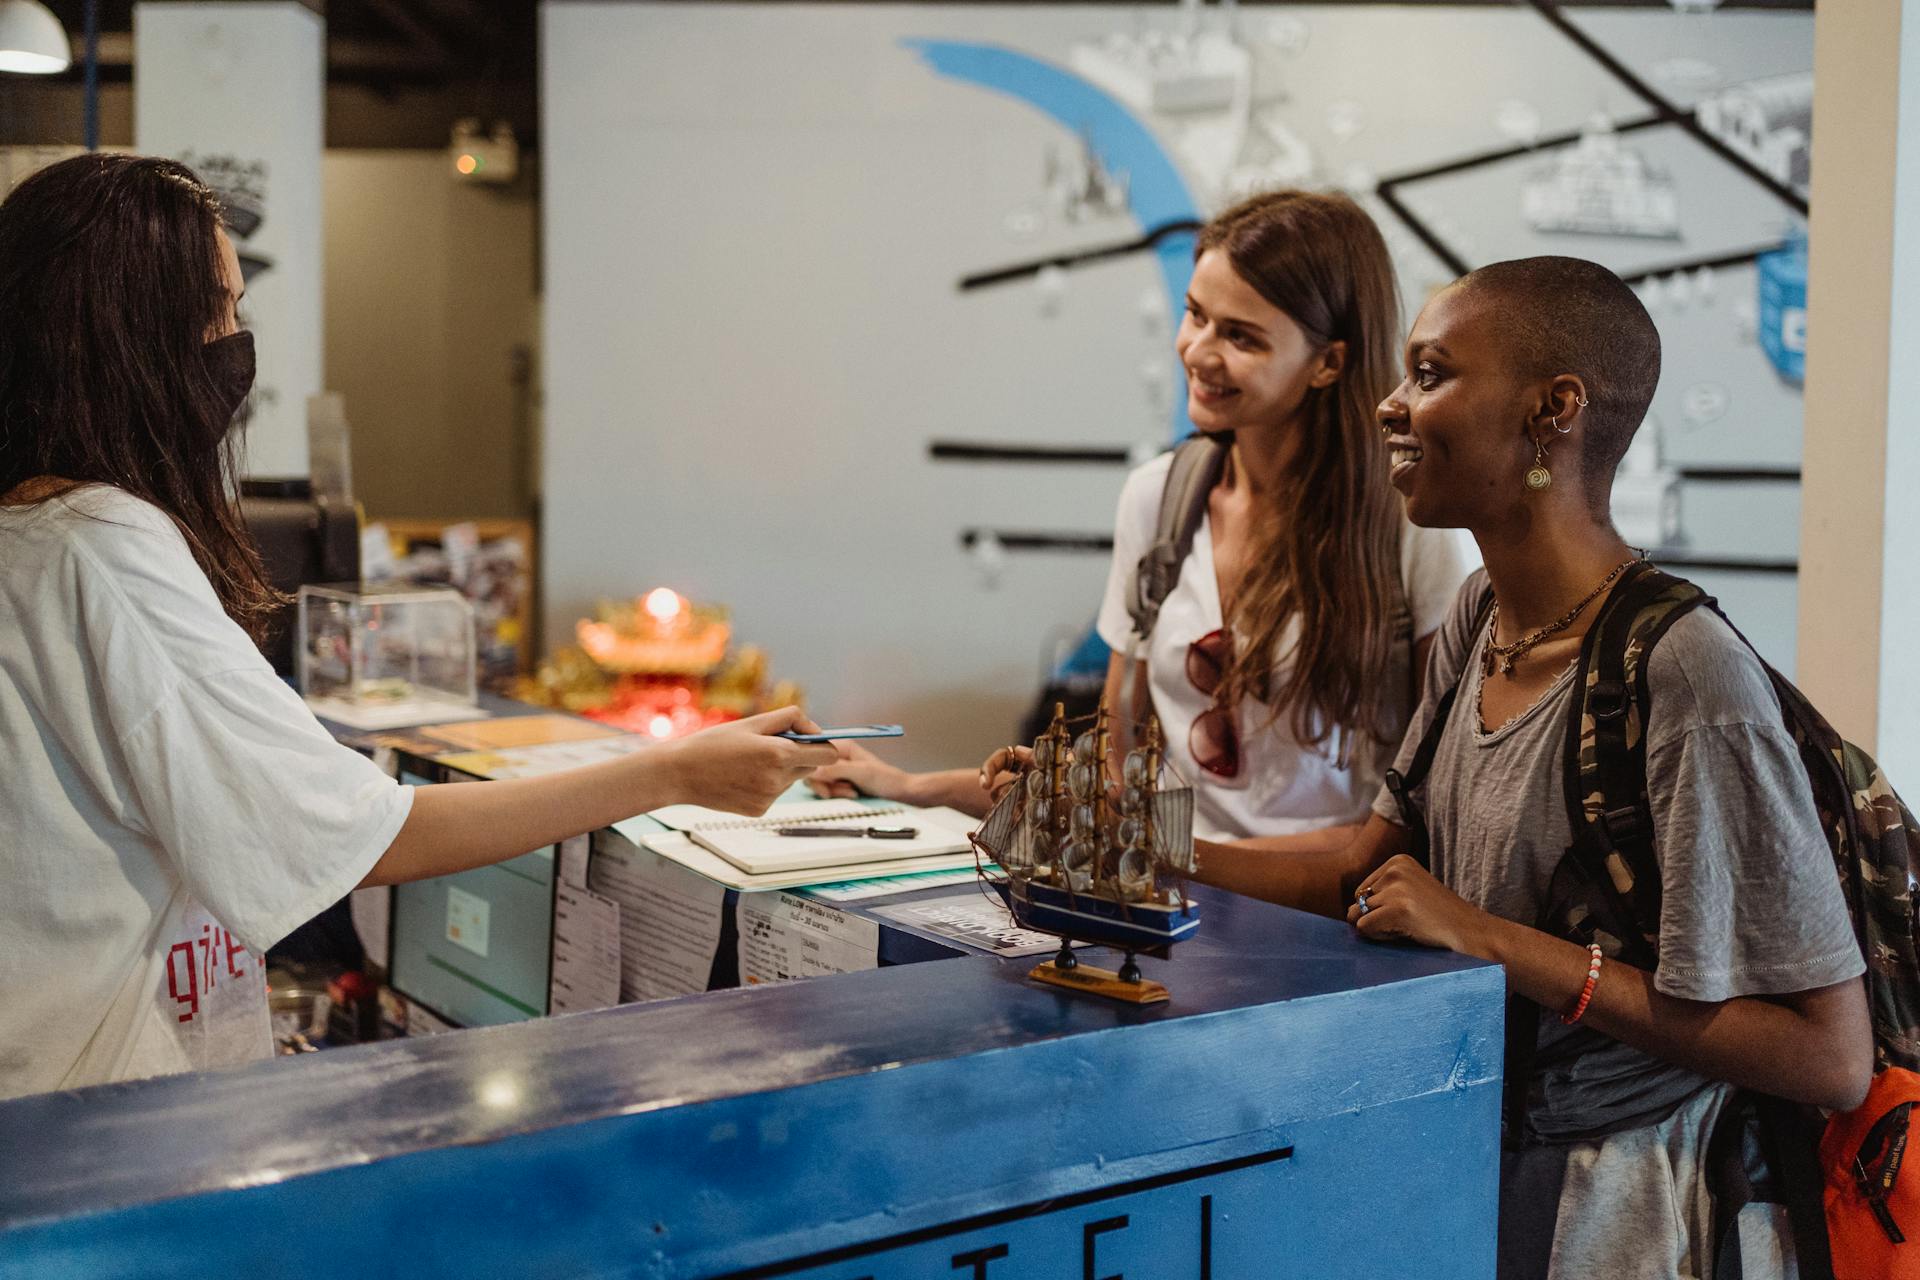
[1576,393,1590,408]
[1552,412,1573,436]
[1526,437,1552,491]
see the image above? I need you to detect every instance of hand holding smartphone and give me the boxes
[776,723,904,744]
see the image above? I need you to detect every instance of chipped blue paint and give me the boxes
[0,888,1503,1279]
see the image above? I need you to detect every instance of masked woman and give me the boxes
[0,155,835,1100]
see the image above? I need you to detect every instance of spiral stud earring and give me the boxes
[1526,435,1553,491]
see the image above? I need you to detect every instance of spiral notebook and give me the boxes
[645,799,975,875]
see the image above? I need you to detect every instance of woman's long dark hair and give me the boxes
[0,152,279,639]
[1196,190,1404,756]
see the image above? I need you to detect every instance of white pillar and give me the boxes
[1800,0,1920,778]
[133,2,324,480]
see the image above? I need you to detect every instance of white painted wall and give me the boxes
[543,3,1817,767]
[134,2,325,480]
[541,4,1167,767]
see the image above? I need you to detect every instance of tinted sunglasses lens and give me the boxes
[1189,704,1240,778]
[1186,629,1226,696]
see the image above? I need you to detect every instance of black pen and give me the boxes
[774,825,919,839]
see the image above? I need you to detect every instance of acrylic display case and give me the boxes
[296,583,478,719]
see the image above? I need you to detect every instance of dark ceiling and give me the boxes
[38,1,538,88]
[0,0,1817,152]
[2,1,538,150]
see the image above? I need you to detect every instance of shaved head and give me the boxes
[1453,256,1660,491]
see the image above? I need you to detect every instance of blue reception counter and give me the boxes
[0,887,1504,1278]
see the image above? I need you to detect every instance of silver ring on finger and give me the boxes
[1355,890,1372,916]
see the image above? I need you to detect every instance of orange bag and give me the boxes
[1823,1066,1920,1279]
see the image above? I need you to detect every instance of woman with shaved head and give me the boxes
[1196,257,1869,1277]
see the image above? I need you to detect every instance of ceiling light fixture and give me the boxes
[0,0,71,75]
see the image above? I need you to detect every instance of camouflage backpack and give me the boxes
[1385,560,1920,1277]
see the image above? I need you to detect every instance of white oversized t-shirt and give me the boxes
[0,486,413,1100]
[1095,451,1477,841]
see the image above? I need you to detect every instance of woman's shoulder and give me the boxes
[2,484,187,574]
[10,483,182,543]
[10,485,210,606]
[1111,447,1180,535]
[1643,603,1782,735]
[1404,569,1495,696]
[1121,447,1177,498]
[1441,566,1494,637]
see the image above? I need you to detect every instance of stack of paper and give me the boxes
[621,800,983,892]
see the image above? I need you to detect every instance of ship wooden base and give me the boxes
[1029,960,1169,1004]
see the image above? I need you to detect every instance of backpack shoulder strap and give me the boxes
[1553,561,1711,966]
[1127,435,1229,641]
[1384,580,1496,869]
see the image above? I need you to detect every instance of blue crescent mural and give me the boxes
[904,38,1202,443]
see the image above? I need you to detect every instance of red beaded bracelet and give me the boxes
[1561,943,1605,1025]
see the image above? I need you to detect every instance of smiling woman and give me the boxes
[1186,256,1873,1279]
[814,191,1477,841]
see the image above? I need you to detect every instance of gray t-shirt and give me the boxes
[1373,570,1863,1141]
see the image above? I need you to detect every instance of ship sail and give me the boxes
[1152,787,1196,874]
[975,700,1201,962]
[973,777,1023,866]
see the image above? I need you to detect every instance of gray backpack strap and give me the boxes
[1127,434,1229,641]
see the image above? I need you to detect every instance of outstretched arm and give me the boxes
[1347,855,1874,1112]
[1192,815,1407,920]
[807,741,998,817]
[361,706,839,886]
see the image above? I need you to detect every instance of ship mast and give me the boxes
[1142,713,1160,866]
[1092,699,1113,890]
[1045,702,1069,883]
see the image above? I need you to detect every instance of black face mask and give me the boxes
[204,329,256,425]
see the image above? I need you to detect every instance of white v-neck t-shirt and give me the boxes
[1095,451,1478,842]
[0,486,412,1100]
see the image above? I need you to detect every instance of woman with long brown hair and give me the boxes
[815,190,1474,840]
[0,154,835,1099]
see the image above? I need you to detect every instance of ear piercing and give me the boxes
[1526,438,1553,492]
[1525,395,1587,492]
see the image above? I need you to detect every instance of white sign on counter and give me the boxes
[870,891,1063,957]
[549,882,622,1014]
[589,831,728,1002]
[737,892,878,985]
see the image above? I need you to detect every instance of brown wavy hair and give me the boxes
[1197,190,1404,756]
[0,153,280,640]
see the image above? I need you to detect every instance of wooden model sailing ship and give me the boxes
[970,702,1198,1003]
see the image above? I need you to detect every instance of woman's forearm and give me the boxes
[359,746,687,887]
[1194,825,1372,919]
[358,707,839,888]
[1474,914,1872,1111]
[897,768,995,818]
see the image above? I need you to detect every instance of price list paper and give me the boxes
[737,892,879,985]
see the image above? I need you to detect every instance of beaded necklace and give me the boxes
[1480,555,1641,680]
